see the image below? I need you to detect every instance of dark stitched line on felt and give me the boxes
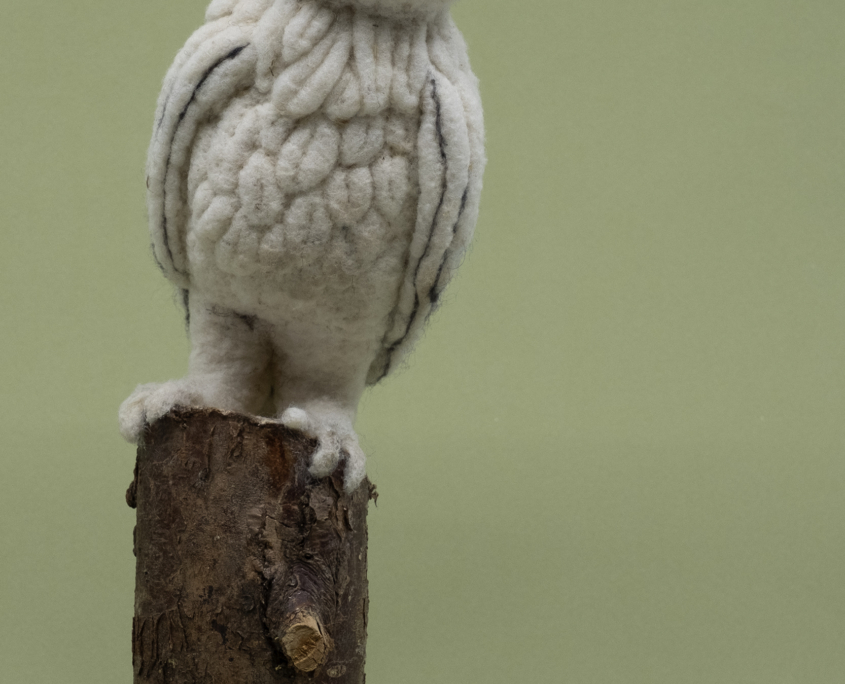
[378,75,449,382]
[181,288,191,329]
[156,92,171,132]
[151,246,166,274]
[428,184,469,307]
[234,312,258,331]
[158,45,249,276]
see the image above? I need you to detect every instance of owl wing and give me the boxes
[146,23,258,289]
[369,60,485,384]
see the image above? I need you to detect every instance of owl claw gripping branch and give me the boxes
[119,0,485,493]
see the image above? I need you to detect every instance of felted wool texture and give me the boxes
[122,0,485,492]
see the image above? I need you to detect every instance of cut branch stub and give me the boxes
[280,610,333,671]
[128,407,373,683]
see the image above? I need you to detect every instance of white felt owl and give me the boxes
[119,0,485,491]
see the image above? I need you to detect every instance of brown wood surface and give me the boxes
[126,407,374,683]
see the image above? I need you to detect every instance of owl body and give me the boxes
[185,98,420,382]
[121,0,484,491]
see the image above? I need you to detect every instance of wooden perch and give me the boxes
[126,407,375,683]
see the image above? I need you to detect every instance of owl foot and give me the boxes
[118,379,204,444]
[280,405,366,494]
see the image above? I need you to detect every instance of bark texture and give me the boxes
[126,407,374,683]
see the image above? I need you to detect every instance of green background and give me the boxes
[1,0,844,681]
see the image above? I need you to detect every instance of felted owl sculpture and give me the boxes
[119,0,485,492]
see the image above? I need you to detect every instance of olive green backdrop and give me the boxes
[1,0,844,681]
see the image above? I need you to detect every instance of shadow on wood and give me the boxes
[126,407,374,683]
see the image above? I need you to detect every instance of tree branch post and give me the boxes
[126,408,375,683]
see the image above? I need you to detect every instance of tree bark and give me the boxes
[126,407,375,683]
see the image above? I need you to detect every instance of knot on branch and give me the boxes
[280,610,333,671]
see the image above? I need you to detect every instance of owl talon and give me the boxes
[280,407,314,434]
[311,433,367,493]
[341,443,367,494]
[309,445,341,479]
[281,406,367,493]
[119,379,203,444]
